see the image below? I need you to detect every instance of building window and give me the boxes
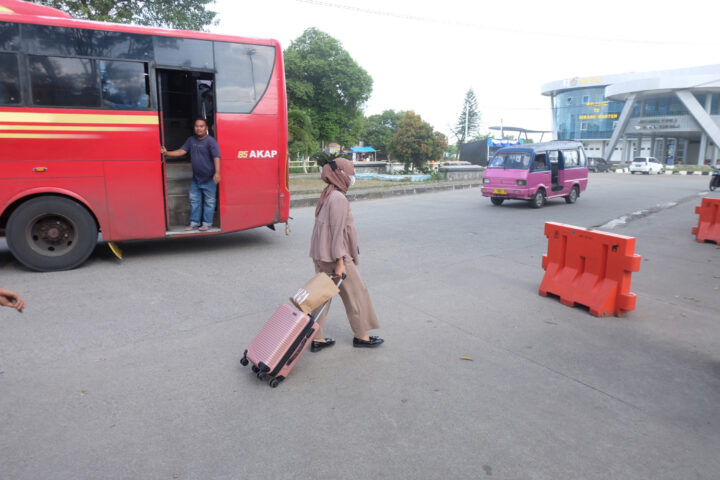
[582,95,589,104]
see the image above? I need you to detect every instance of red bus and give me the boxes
[0,0,289,271]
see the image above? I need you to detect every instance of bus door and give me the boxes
[156,69,217,233]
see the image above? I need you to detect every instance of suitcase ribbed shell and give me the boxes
[246,304,311,372]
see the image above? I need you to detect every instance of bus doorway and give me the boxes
[157,69,218,233]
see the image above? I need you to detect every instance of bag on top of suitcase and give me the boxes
[240,273,344,388]
[290,272,339,313]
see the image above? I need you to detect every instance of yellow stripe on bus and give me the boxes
[0,6,14,13]
[0,133,99,139]
[0,125,151,132]
[0,112,158,125]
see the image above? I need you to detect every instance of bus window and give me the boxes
[548,151,559,164]
[154,36,213,69]
[532,153,547,171]
[24,24,95,57]
[101,60,150,109]
[578,148,587,167]
[0,53,20,104]
[24,24,152,60]
[93,30,152,60]
[562,149,578,167]
[0,22,20,51]
[29,55,101,107]
[214,42,275,113]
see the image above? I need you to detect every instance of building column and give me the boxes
[623,139,631,163]
[683,139,690,165]
[551,96,558,140]
[604,93,637,162]
[713,145,719,166]
[675,90,720,160]
[650,136,656,159]
[637,135,643,157]
[697,94,713,165]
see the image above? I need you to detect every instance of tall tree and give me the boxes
[284,28,373,147]
[34,0,217,30]
[288,109,318,163]
[451,88,481,152]
[361,110,405,161]
[391,111,446,171]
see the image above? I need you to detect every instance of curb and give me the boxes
[290,181,483,208]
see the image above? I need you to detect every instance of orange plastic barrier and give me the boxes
[539,222,641,317]
[692,197,720,244]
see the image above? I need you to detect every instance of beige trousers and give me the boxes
[312,260,380,338]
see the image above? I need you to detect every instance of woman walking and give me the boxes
[308,157,384,351]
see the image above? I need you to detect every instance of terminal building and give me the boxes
[541,65,720,165]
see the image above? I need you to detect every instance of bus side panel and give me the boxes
[1,176,109,233]
[103,160,166,240]
[216,113,287,232]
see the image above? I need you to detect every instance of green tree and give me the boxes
[34,0,217,30]
[391,111,445,171]
[288,109,318,163]
[451,88,481,155]
[431,131,449,161]
[361,110,405,161]
[284,28,373,147]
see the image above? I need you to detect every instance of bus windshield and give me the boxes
[488,152,532,169]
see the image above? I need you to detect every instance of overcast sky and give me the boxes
[213,0,720,142]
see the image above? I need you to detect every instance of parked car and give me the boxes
[588,157,610,172]
[629,156,664,174]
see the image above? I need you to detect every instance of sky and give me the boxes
[212,0,720,143]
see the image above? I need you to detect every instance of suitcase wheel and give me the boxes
[257,372,267,380]
[269,378,280,388]
[251,365,259,373]
[239,357,249,366]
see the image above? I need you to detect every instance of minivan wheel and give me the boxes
[490,197,504,206]
[564,186,579,204]
[530,189,545,209]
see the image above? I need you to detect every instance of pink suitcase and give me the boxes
[240,275,343,388]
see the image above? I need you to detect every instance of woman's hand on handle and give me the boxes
[334,258,346,279]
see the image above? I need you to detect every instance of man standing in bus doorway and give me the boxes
[161,118,221,231]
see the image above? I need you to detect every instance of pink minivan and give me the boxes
[481,140,589,208]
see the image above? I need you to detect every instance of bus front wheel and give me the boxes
[7,197,98,272]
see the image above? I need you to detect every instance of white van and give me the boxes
[630,157,664,174]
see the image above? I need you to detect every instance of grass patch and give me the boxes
[289,176,436,193]
[666,165,713,172]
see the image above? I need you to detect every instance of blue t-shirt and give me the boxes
[181,135,221,183]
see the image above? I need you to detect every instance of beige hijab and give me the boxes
[314,157,355,217]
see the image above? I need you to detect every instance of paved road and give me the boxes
[1,174,719,480]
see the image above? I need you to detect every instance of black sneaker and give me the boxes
[353,336,384,348]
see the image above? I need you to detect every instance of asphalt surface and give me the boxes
[1,173,719,480]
